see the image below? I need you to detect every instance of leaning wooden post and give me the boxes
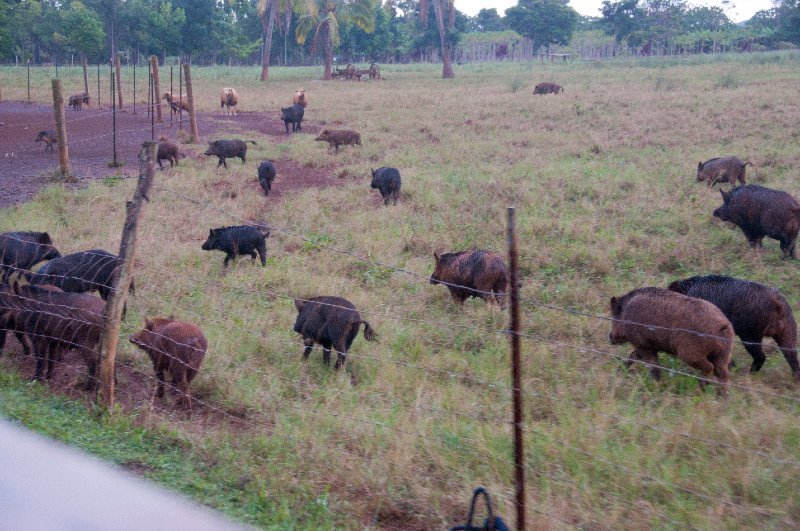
[150,56,162,122]
[115,54,124,109]
[97,142,157,409]
[507,207,525,531]
[51,79,70,178]
[183,63,198,143]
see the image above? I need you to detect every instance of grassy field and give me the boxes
[2,52,800,529]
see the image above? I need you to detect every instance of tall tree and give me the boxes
[295,0,376,80]
[600,0,645,43]
[259,0,292,80]
[420,0,456,78]
[505,0,579,52]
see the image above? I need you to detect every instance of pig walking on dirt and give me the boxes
[34,130,58,152]
[0,283,106,389]
[429,250,508,308]
[0,231,60,283]
[293,296,377,370]
[696,157,752,187]
[280,104,304,134]
[204,139,256,168]
[257,161,276,196]
[608,287,733,390]
[130,317,207,411]
[712,184,800,258]
[157,135,185,170]
[668,275,799,378]
[201,225,270,269]
[315,129,361,152]
[370,167,401,205]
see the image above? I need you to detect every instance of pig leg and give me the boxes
[302,338,314,359]
[321,340,332,365]
[773,329,800,378]
[256,242,267,266]
[155,367,166,398]
[334,351,346,370]
[681,355,716,389]
[223,253,235,268]
[32,339,47,381]
[779,236,795,258]
[742,338,767,373]
[83,350,98,391]
[173,372,191,411]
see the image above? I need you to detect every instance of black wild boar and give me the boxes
[0,283,105,388]
[608,287,733,389]
[201,225,270,268]
[129,317,207,410]
[204,139,256,168]
[315,129,362,152]
[157,136,184,169]
[0,283,62,357]
[28,249,134,300]
[668,275,799,378]
[533,82,563,95]
[429,250,508,308]
[34,130,58,152]
[0,231,61,282]
[712,185,800,258]
[370,167,401,205]
[293,296,377,369]
[696,157,752,187]
[257,161,277,196]
[280,104,304,134]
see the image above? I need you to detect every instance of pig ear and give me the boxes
[433,252,440,263]
[371,168,375,176]
[609,296,620,314]
[38,233,52,244]
[720,189,731,202]
[698,161,703,170]
[209,229,215,237]
[294,299,306,312]
[144,317,151,329]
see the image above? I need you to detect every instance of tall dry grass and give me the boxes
[1,53,800,528]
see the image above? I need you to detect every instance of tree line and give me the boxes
[0,1,798,78]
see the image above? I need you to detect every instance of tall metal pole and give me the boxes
[111,63,118,167]
[507,207,525,531]
[27,60,30,103]
[169,66,173,127]
[133,60,136,115]
[97,63,101,108]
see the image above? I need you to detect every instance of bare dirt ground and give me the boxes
[0,101,335,207]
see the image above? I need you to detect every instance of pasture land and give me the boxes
[1,53,800,529]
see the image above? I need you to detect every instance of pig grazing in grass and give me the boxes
[34,130,58,152]
[204,139,256,168]
[315,129,361,152]
[201,225,270,268]
[0,231,60,283]
[533,82,563,94]
[370,167,401,205]
[257,161,277,196]
[609,287,733,390]
[668,275,799,378]
[712,185,800,258]
[429,250,508,308]
[696,157,752,187]
[157,135,184,170]
[280,104,304,134]
[293,296,377,369]
[130,317,207,411]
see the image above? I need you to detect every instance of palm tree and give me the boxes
[420,0,455,78]
[258,0,294,81]
[295,0,375,80]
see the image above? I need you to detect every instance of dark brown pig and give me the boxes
[293,296,376,369]
[429,250,508,308]
[129,317,207,410]
[668,275,798,378]
[712,185,800,258]
[315,129,361,152]
[696,157,752,187]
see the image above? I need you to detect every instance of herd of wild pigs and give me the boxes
[13,81,800,411]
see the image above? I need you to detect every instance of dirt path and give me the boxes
[0,102,335,207]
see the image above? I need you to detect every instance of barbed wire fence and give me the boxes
[1,67,800,530]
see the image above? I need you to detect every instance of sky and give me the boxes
[457,1,775,23]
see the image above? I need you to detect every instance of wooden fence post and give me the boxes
[115,54,124,109]
[507,207,526,531]
[51,79,70,178]
[97,141,157,409]
[150,56,162,123]
[183,63,198,143]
